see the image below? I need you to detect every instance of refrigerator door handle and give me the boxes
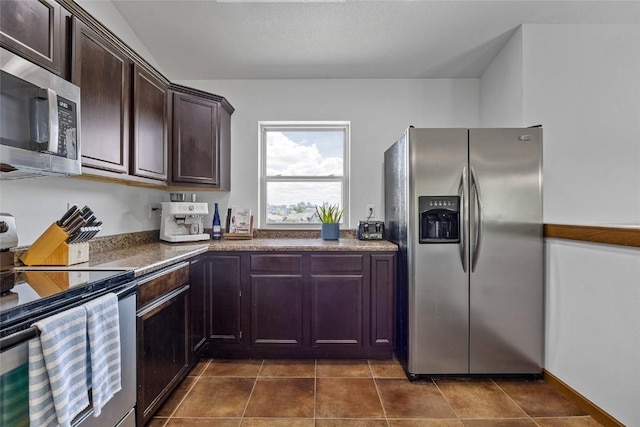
[470,166,484,272]
[458,166,468,272]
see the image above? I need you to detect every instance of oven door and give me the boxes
[74,289,136,427]
[0,340,29,426]
[0,284,136,427]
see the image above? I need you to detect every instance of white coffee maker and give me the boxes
[160,202,210,242]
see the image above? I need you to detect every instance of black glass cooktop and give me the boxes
[0,269,135,338]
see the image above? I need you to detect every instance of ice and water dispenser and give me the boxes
[418,196,460,243]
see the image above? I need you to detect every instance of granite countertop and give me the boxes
[207,238,398,252]
[85,241,210,277]
[82,237,397,277]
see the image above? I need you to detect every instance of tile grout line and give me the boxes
[314,359,317,426]
[432,377,463,424]
[164,358,213,423]
[368,359,391,427]
[491,378,542,426]
[237,359,264,426]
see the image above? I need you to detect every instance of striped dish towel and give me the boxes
[83,293,121,417]
[28,306,89,427]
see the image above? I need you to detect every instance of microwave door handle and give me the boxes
[46,88,59,153]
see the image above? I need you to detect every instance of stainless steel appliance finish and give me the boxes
[0,47,81,180]
[384,127,543,376]
[76,289,136,427]
[356,220,385,240]
[0,270,136,426]
[0,213,18,250]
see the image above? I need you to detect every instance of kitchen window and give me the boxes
[259,121,350,228]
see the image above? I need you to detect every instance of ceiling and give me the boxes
[110,0,640,80]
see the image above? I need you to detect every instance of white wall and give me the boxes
[480,26,524,127]
[545,239,640,426]
[75,0,166,74]
[175,78,480,227]
[481,24,640,426]
[0,177,167,246]
[525,24,640,427]
[523,24,640,226]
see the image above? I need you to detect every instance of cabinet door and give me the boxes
[172,92,219,185]
[189,256,210,357]
[137,285,190,426]
[311,275,363,346]
[131,64,168,180]
[209,255,242,344]
[217,102,231,190]
[370,254,395,346]
[0,0,65,75]
[250,275,304,346]
[72,18,130,173]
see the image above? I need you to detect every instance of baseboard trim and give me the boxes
[543,370,624,427]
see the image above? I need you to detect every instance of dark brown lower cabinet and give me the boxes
[311,275,363,346]
[189,256,209,361]
[208,255,242,345]
[251,275,304,346]
[136,263,190,426]
[202,251,396,359]
[370,254,395,346]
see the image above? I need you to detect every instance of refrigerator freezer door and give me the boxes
[407,128,469,375]
[468,128,543,374]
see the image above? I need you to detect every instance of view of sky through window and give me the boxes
[266,130,344,177]
[263,126,347,224]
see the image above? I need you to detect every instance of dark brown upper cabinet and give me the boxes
[4,0,233,189]
[170,86,233,190]
[131,64,168,181]
[72,18,131,174]
[0,0,69,77]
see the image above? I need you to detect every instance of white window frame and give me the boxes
[259,121,350,229]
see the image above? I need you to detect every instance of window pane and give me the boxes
[266,181,342,224]
[266,130,344,176]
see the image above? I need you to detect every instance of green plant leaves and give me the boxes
[315,202,344,223]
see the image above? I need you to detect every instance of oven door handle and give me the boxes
[0,326,38,352]
[113,281,137,299]
[1,281,136,351]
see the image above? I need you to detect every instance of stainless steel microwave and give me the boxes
[0,47,81,180]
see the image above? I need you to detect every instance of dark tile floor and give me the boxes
[148,358,603,427]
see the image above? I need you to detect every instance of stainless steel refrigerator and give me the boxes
[384,127,543,376]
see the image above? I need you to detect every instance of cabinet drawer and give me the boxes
[137,263,190,308]
[250,254,302,273]
[310,254,364,274]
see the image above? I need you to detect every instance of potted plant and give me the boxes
[315,202,344,240]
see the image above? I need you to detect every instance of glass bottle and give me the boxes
[212,203,221,240]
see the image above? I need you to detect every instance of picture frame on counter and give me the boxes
[224,207,253,240]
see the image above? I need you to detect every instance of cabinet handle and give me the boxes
[136,284,189,316]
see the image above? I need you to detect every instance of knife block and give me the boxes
[41,242,90,266]
[19,223,89,266]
